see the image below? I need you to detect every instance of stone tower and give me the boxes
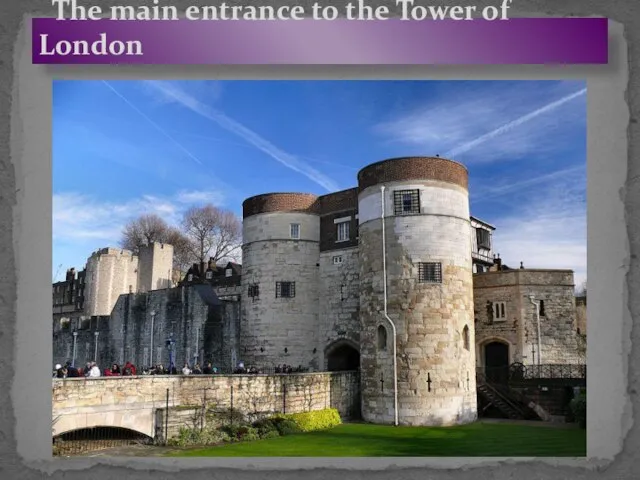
[357,157,477,426]
[83,248,139,317]
[138,242,174,293]
[241,193,321,370]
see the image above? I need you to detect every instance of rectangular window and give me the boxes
[418,262,442,283]
[336,221,350,242]
[205,271,213,279]
[248,284,260,299]
[394,189,420,216]
[225,268,233,277]
[290,223,300,239]
[493,302,507,321]
[276,281,296,298]
[477,228,491,250]
[333,255,343,265]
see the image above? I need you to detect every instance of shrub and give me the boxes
[569,394,586,429]
[252,418,279,438]
[259,429,281,440]
[220,424,259,441]
[284,408,342,433]
[168,426,230,447]
[271,417,302,436]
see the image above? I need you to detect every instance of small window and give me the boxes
[187,274,193,282]
[493,302,506,321]
[394,189,420,216]
[418,262,442,283]
[377,325,388,350]
[476,228,491,250]
[276,281,295,298]
[225,268,232,277]
[463,325,470,350]
[539,300,546,317]
[336,221,350,242]
[205,271,213,279]
[333,255,343,265]
[290,223,300,239]
[248,284,260,299]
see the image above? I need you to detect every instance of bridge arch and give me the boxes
[324,339,360,372]
[53,426,153,455]
[53,408,156,439]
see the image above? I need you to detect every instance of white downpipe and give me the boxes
[528,296,542,366]
[380,186,399,427]
[150,311,156,367]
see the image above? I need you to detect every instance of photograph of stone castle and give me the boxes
[52,80,587,457]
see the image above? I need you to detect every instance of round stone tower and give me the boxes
[241,193,321,371]
[357,157,477,426]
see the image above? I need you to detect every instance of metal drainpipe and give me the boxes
[528,296,542,366]
[380,186,399,427]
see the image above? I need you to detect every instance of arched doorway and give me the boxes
[326,341,360,371]
[484,341,509,383]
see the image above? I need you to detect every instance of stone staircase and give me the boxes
[476,373,541,421]
[477,382,525,420]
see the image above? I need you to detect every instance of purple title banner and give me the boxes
[32,18,608,65]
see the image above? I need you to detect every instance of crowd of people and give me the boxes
[53,360,308,378]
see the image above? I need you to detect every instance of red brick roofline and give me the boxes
[357,156,468,191]
[243,157,468,218]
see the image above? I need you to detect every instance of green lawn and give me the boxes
[165,421,586,457]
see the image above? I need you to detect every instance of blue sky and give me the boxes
[53,79,587,287]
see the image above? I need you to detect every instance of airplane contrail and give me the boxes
[145,80,340,192]
[102,80,204,166]
[445,88,587,158]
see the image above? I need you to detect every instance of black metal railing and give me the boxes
[477,363,586,385]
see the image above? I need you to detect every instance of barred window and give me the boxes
[394,189,420,215]
[418,262,442,283]
[248,284,260,299]
[276,281,295,298]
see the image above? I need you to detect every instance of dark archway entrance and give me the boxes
[326,342,360,372]
[484,341,509,383]
[53,426,152,456]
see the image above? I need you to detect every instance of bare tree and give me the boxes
[181,204,242,265]
[120,214,170,253]
[120,214,194,275]
[576,279,587,297]
[164,227,194,275]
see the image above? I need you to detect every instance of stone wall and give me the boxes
[52,371,360,438]
[318,247,360,366]
[473,270,585,367]
[53,285,241,372]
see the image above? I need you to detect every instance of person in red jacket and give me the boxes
[123,361,137,376]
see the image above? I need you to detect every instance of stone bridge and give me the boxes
[52,371,360,440]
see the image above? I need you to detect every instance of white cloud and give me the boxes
[53,189,225,247]
[143,80,340,192]
[375,82,586,163]
[490,178,587,289]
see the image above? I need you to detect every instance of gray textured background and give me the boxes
[1,0,638,478]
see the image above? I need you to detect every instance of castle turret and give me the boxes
[241,193,321,370]
[357,156,477,426]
